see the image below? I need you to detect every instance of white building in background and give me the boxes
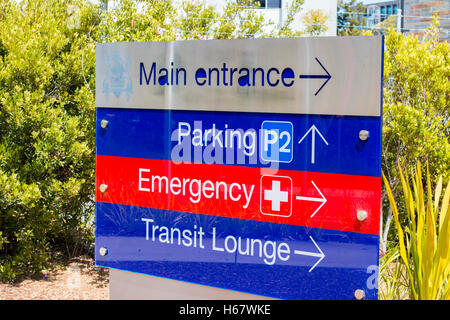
[102,0,337,36]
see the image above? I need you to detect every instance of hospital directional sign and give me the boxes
[95,37,384,300]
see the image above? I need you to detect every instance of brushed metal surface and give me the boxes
[109,268,275,300]
[96,37,382,116]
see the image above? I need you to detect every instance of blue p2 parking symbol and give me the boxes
[261,121,293,163]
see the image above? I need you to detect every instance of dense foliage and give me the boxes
[302,9,328,36]
[337,0,367,36]
[380,18,449,252]
[0,0,303,282]
[0,0,99,281]
[0,0,448,289]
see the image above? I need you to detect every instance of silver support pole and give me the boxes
[396,8,402,32]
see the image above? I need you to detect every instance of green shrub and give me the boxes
[380,18,450,252]
[0,0,98,281]
[3,0,445,287]
[0,0,304,282]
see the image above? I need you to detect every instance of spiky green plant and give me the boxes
[382,161,450,299]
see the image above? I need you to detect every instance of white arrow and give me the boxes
[298,125,329,164]
[293,236,325,272]
[295,180,327,218]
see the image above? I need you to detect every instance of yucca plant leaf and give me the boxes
[439,178,450,234]
[432,179,450,299]
[426,162,437,249]
[434,175,443,218]
[383,171,418,299]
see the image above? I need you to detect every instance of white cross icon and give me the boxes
[264,180,289,211]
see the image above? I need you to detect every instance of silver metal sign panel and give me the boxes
[96,36,382,116]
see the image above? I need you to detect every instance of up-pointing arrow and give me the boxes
[299,57,332,96]
[293,236,325,272]
[298,125,329,164]
[295,180,327,218]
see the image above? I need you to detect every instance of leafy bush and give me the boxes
[97,0,303,42]
[1,0,446,288]
[337,0,367,36]
[0,0,98,281]
[380,18,450,252]
[302,9,328,36]
[0,0,304,282]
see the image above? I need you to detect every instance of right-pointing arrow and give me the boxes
[293,236,325,272]
[295,180,327,218]
[299,57,332,96]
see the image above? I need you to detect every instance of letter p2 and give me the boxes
[261,121,293,163]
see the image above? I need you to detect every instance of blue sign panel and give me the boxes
[96,108,382,177]
[96,202,380,300]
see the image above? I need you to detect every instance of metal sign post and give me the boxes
[95,36,384,300]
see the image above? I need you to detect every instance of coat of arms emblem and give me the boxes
[102,51,133,100]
